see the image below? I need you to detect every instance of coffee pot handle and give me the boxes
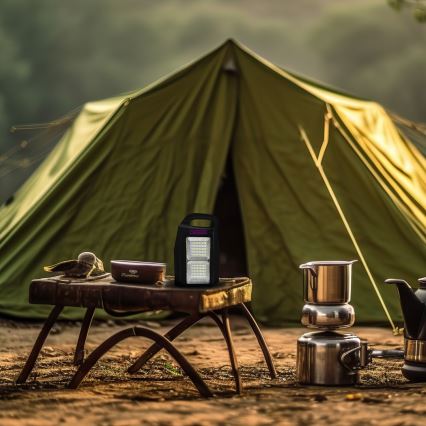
[340,341,404,372]
[339,342,370,372]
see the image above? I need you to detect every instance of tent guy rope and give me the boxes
[299,121,398,333]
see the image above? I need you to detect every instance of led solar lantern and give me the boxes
[174,213,219,286]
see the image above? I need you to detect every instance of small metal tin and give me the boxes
[110,260,166,284]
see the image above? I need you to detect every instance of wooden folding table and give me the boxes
[17,275,277,397]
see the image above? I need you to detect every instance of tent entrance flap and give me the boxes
[214,156,248,278]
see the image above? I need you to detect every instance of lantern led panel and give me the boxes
[186,237,210,260]
[174,213,219,286]
[186,260,210,284]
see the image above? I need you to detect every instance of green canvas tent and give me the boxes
[0,40,425,325]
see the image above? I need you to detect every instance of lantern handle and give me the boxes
[182,213,218,228]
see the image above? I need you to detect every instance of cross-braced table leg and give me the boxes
[239,303,277,379]
[68,326,213,398]
[127,312,223,372]
[73,307,95,366]
[127,304,274,394]
[128,313,203,373]
[16,304,64,384]
[128,311,243,393]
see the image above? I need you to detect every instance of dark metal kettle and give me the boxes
[385,277,426,340]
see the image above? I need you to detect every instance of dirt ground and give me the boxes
[0,316,424,426]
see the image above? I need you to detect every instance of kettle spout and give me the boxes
[385,279,424,339]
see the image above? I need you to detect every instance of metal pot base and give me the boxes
[296,331,361,385]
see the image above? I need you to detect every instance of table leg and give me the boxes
[73,307,95,366]
[68,326,213,398]
[221,309,242,394]
[16,304,64,384]
[239,303,277,379]
[128,313,203,373]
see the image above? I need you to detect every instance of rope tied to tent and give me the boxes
[0,107,81,181]
[388,111,426,136]
[299,112,399,334]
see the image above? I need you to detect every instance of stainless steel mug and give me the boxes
[299,260,357,304]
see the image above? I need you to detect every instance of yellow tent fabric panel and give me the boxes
[333,103,426,242]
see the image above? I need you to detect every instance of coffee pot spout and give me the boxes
[385,279,425,339]
[299,263,317,276]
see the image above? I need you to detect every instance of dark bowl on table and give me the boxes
[110,260,166,284]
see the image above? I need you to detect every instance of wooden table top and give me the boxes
[29,275,252,314]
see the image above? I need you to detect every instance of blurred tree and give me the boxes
[388,0,426,22]
[0,0,165,130]
[0,0,167,199]
[310,3,426,121]
[0,20,30,138]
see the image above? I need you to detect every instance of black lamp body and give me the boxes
[174,213,219,287]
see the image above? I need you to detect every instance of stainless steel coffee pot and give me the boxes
[299,260,357,329]
[296,260,403,385]
[300,260,357,304]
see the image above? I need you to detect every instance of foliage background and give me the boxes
[0,0,425,200]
